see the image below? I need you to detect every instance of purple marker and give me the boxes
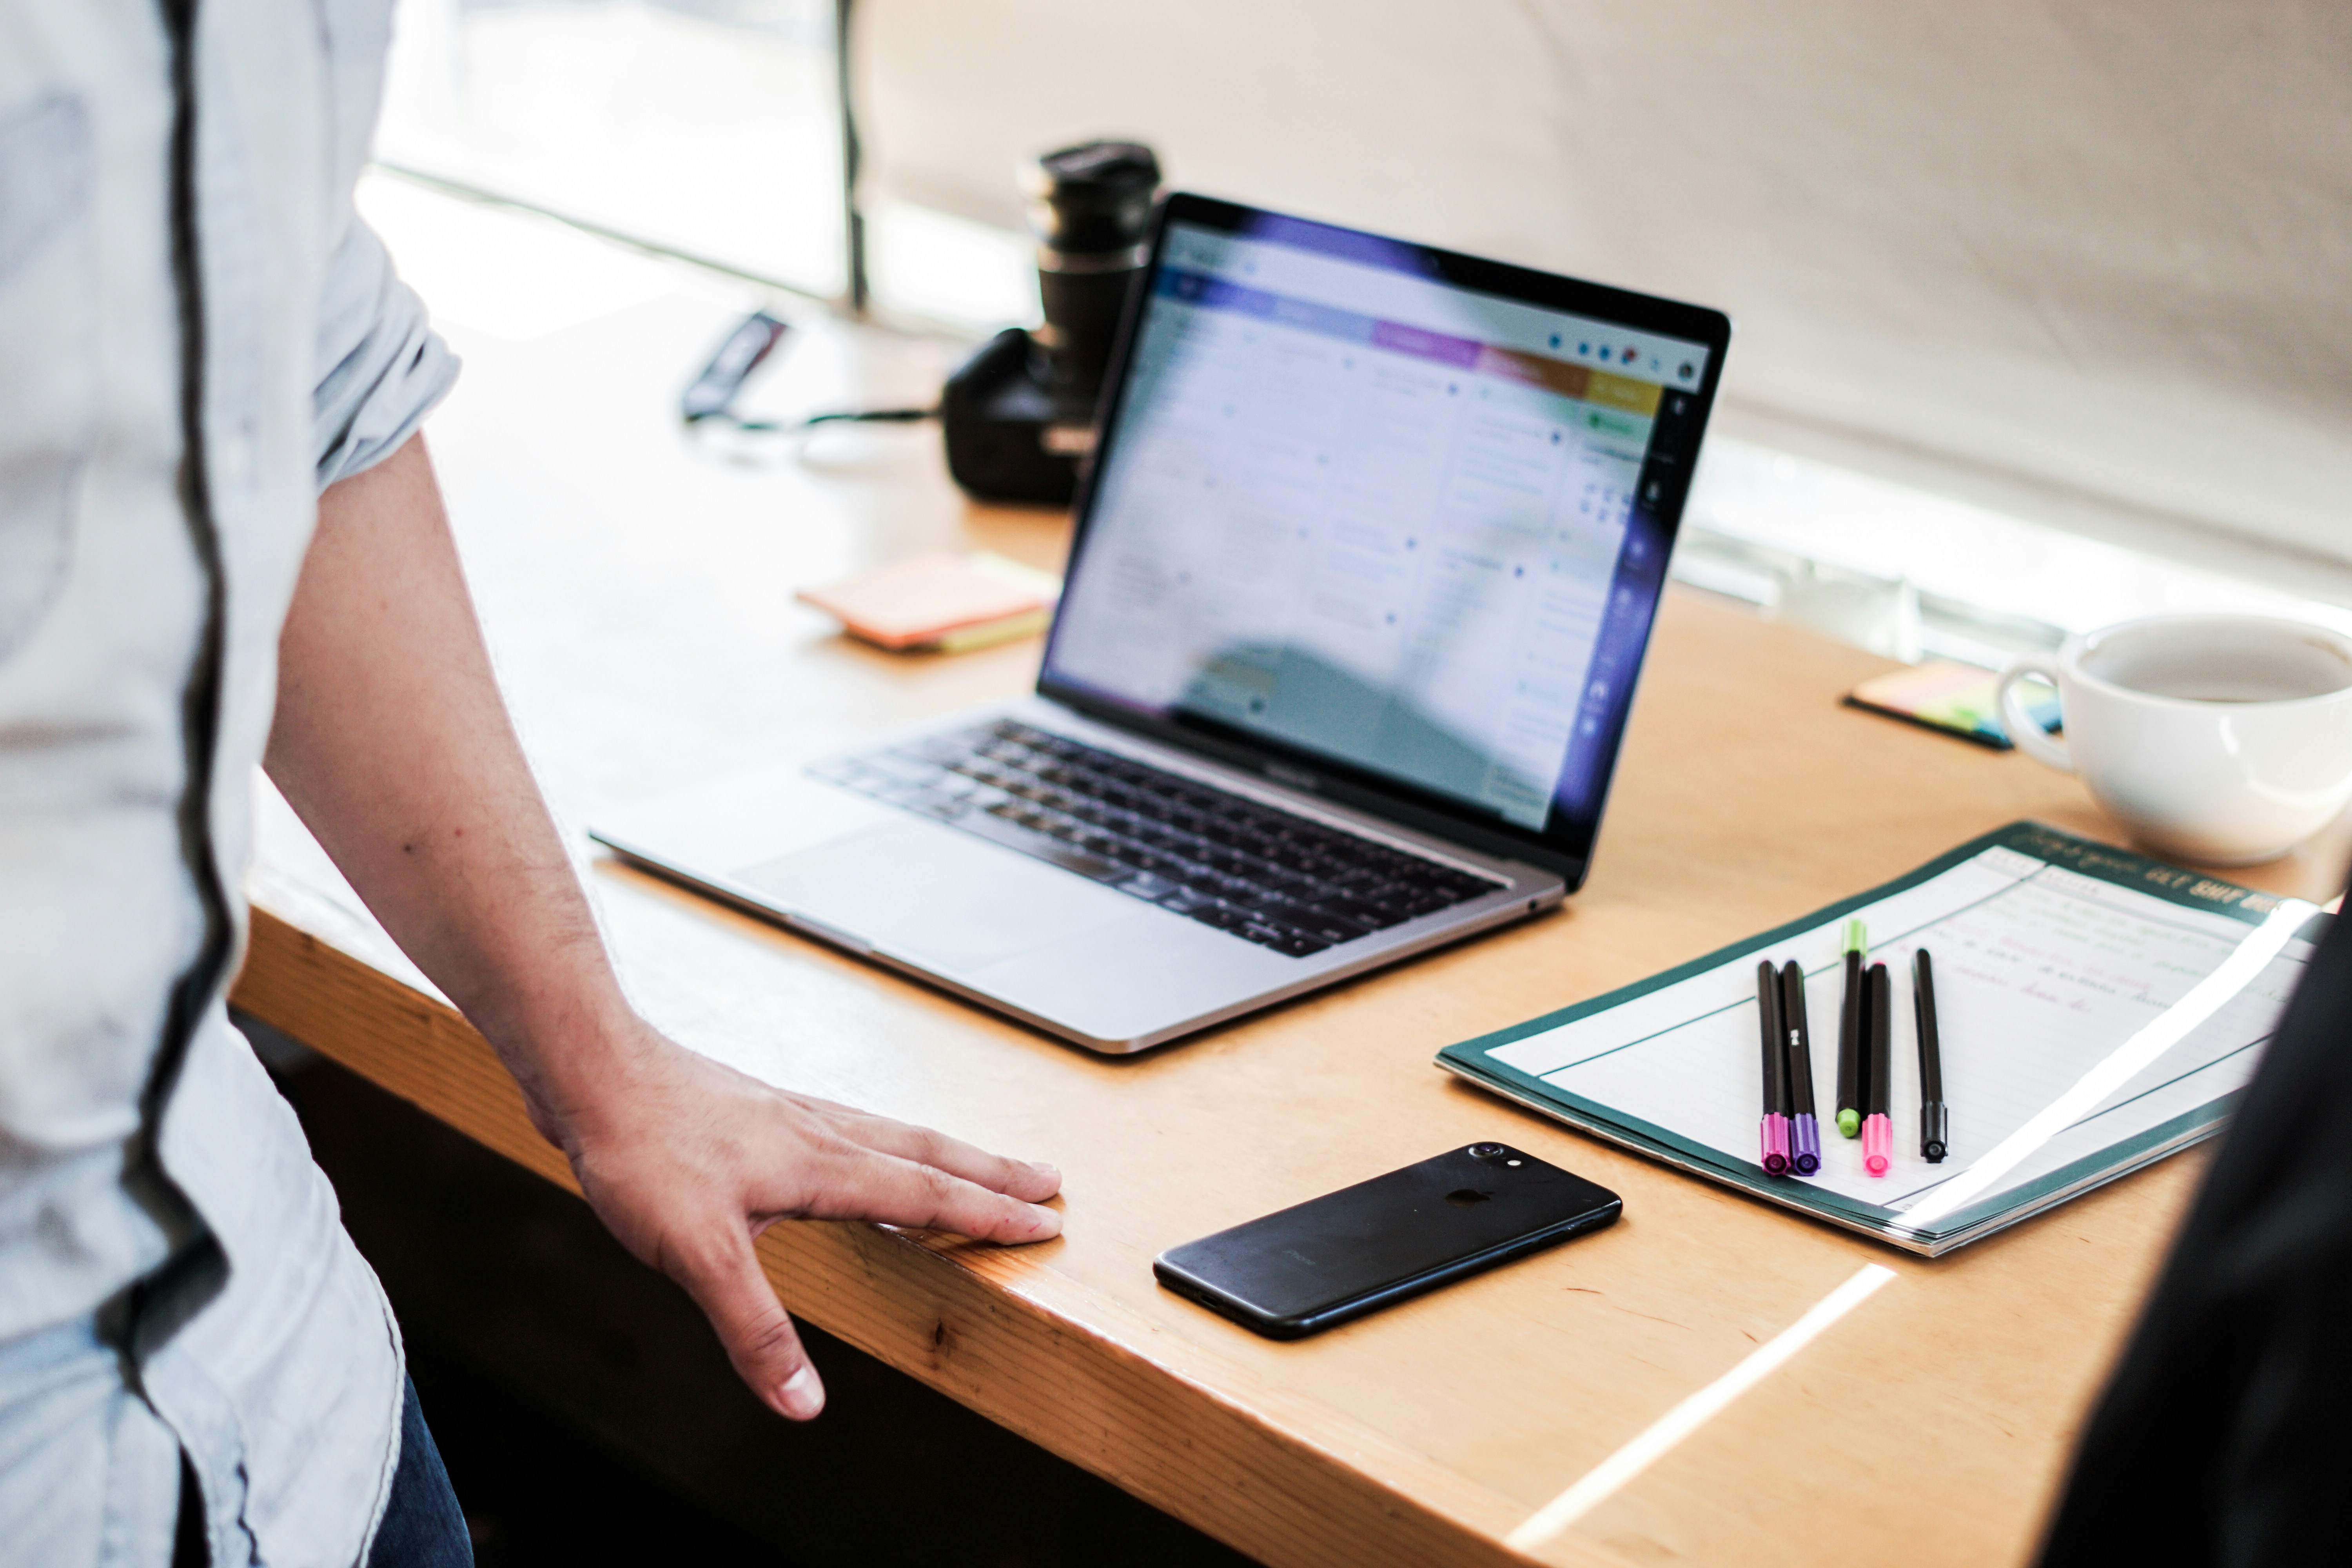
[1780,962,1823,1176]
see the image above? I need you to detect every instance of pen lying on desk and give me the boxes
[1757,960,1791,1175]
[1862,960,1894,1176]
[1916,948,1950,1162]
[1779,960,1821,1175]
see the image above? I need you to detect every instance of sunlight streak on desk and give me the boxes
[1505,1263,1897,1554]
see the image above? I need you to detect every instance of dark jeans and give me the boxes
[369,1376,474,1567]
[171,1374,471,1566]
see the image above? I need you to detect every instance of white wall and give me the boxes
[859,1,2352,566]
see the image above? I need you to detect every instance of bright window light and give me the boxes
[377,0,846,296]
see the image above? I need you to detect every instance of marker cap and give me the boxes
[1789,1114,1822,1176]
[1922,1102,1950,1163]
[1837,1107,1860,1139]
[1842,918,1869,955]
[1761,1113,1790,1176]
[1862,1113,1893,1176]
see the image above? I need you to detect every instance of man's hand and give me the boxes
[537,1021,1062,1420]
[269,436,1061,1421]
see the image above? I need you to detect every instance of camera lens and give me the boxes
[1024,140,1161,410]
[1025,140,1160,254]
[1468,1143,1510,1160]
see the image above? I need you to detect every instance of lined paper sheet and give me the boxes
[1482,845,2311,1225]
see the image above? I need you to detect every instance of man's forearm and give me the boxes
[263,434,1062,1422]
[265,435,627,1114]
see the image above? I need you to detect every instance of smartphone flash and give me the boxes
[1507,1160,1523,1167]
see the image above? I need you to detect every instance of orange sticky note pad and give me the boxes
[795,552,1061,652]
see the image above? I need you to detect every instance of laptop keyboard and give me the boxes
[808,719,1505,958]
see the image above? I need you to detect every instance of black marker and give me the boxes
[1836,920,1867,1138]
[1916,948,1949,1162]
[1780,962,1822,1174]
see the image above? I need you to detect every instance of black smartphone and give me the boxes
[1152,1143,1622,1339]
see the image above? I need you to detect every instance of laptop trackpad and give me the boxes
[737,821,1147,973]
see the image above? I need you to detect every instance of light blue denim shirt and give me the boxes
[0,2,457,1563]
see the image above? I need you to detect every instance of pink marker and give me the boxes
[1860,963,1894,1175]
[1862,1113,1893,1176]
[1757,962,1792,1176]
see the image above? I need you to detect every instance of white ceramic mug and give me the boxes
[1995,614,2352,865]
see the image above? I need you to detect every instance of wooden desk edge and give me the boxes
[233,904,1621,1568]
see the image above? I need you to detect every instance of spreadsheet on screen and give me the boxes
[1049,221,1713,831]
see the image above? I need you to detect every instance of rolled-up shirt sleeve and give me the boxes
[311,216,459,490]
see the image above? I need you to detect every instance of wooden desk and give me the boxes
[232,277,2348,1568]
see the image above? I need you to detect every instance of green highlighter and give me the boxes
[1835,919,1868,1138]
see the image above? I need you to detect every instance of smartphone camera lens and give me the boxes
[1468,1142,1510,1161]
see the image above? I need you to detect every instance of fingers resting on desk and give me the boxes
[557,1026,1063,1422]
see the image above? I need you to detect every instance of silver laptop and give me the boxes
[592,193,1730,1052]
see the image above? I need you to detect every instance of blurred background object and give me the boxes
[367,0,2352,649]
[380,0,850,294]
[373,0,2352,657]
[1773,564,1924,665]
[940,140,1160,503]
[857,1,2352,585]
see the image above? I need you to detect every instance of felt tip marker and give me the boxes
[1757,960,1791,1176]
[1779,960,1822,1175]
[1862,960,1894,1176]
[1915,947,1950,1162]
[1835,919,1867,1139]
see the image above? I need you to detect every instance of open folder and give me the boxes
[1437,822,2327,1255]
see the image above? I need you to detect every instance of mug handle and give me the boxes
[1996,655,2071,771]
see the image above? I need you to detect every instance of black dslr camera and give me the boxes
[942,140,1161,505]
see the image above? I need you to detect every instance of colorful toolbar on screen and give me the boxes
[1158,267,1668,416]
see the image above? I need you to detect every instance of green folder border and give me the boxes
[1436,820,2326,1256]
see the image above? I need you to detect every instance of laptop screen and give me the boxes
[1040,194,1728,880]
